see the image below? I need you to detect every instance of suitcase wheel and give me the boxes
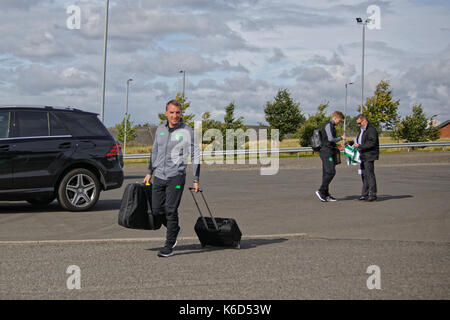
[200,242,207,248]
[233,241,240,249]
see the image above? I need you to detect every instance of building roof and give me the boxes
[438,120,450,128]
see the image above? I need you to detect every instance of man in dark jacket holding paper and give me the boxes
[354,114,379,202]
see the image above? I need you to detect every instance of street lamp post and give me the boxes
[123,78,133,156]
[179,70,185,99]
[356,17,371,111]
[344,82,354,141]
[100,0,110,123]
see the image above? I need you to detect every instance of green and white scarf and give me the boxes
[344,145,361,165]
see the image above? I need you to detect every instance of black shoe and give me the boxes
[315,191,327,202]
[157,246,174,258]
[367,196,377,202]
[359,196,368,201]
[326,195,338,202]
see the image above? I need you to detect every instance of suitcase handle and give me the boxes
[143,183,152,215]
[189,188,219,231]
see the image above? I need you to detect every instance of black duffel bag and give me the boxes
[118,183,163,230]
[333,147,341,165]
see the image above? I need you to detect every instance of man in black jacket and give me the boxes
[315,111,345,202]
[354,114,379,202]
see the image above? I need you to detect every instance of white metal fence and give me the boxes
[122,141,450,159]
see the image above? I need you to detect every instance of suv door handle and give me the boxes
[0,145,9,152]
[58,142,71,149]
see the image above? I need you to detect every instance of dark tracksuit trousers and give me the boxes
[151,174,186,246]
[360,161,377,197]
[356,122,379,198]
[318,147,336,197]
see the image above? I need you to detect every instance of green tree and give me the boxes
[264,89,305,140]
[298,103,331,147]
[201,102,248,150]
[158,92,195,128]
[201,111,222,147]
[392,104,440,142]
[222,102,247,150]
[115,114,137,145]
[201,111,221,132]
[223,102,245,132]
[358,80,400,132]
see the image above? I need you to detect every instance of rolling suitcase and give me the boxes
[118,183,163,230]
[190,188,242,249]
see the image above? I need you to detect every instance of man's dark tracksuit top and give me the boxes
[321,120,342,153]
[148,120,200,181]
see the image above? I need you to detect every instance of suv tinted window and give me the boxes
[57,112,109,137]
[14,111,49,137]
[0,111,10,138]
[50,113,70,136]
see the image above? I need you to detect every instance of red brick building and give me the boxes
[438,120,450,138]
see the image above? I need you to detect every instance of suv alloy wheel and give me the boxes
[58,168,100,211]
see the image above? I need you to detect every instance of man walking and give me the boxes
[144,100,200,257]
[316,111,345,202]
[354,114,379,202]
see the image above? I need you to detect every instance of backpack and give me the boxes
[118,183,163,230]
[310,128,322,151]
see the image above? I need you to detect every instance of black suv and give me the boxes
[0,106,124,211]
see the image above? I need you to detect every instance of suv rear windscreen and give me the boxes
[0,111,10,138]
[56,112,110,137]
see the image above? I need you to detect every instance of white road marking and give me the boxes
[0,233,307,245]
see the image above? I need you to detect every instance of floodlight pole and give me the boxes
[100,0,110,123]
[179,70,185,99]
[344,82,354,140]
[356,17,371,111]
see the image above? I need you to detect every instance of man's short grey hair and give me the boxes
[166,99,182,110]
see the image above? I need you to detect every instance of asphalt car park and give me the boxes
[0,153,449,299]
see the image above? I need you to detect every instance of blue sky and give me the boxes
[0,0,449,128]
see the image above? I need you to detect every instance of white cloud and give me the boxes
[0,0,449,127]
[393,45,450,120]
[16,64,97,95]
